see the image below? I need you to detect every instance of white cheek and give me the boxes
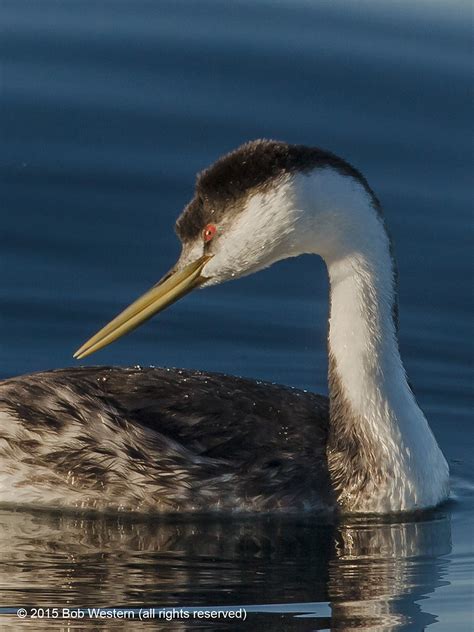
[203,175,299,282]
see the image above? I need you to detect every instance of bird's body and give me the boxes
[0,140,449,515]
[0,367,331,513]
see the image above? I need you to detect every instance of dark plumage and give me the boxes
[0,367,332,513]
[176,139,375,242]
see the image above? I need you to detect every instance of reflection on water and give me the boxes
[329,516,451,630]
[0,509,451,630]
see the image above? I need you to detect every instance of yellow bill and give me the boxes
[73,254,212,360]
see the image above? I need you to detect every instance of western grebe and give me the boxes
[0,140,449,514]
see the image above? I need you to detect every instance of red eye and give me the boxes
[203,224,217,242]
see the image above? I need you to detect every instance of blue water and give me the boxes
[1,0,473,629]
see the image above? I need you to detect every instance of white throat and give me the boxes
[291,169,449,513]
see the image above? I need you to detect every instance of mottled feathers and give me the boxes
[0,367,331,514]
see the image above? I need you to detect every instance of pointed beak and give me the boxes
[73,254,212,360]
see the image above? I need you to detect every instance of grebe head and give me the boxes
[74,139,379,359]
[175,141,307,286]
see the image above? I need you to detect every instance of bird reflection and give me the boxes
[0,509,450,630]
[328,515,451,630]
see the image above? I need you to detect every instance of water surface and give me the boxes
[1,0,473,629]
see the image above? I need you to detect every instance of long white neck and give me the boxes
[292,169,449,513]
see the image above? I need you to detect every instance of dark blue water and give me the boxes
[1,0,473,629]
